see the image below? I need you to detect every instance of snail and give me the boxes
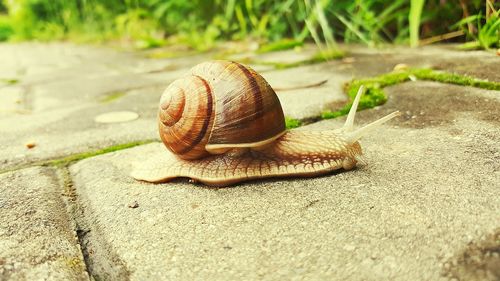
[131,60,399,187]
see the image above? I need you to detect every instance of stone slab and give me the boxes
[0,167,88,280]
[70,81,499,280]
[261,64,349,120]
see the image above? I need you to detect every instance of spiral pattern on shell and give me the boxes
[158,61,286,160]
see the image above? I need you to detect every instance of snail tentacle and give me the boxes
[342,85,364,132]
[345,111,400,143]
[338,84,400,143]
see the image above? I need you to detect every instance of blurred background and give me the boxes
[0,0,498,51]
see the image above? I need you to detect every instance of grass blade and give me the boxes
[409,0,425,47]
[336,13,372,46]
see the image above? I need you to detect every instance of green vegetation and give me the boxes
[99,91,126,103]
[409,0,425,47]
[0,140,156,175]
[311,48,346,62]
[253,48,345,69]
[454,1,500,50]
[321,68,500,120]
[0,0,497,50]
[257,39,303,53]
[0,14,13,41]
[410,69,500,90]
[285,117,302,129]
[146,49,199,59]
[48,140,155,167]
[0,78,19,84]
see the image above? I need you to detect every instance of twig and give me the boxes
[273,79,328,92]
[419,30,465,46]
[486,0,497,19]
[459,0,474,34]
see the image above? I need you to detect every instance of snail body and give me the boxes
[132,61,399,186]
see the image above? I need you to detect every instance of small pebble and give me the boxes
[128,201,139,208]
[25,141,36,149]
[393,63,409,71]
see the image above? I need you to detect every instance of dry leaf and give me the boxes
[393,63,409,71]
[25,141,36,149]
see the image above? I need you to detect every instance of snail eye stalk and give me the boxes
[345,111,400,143]
[342,85,364,133]
[341,85,400,143]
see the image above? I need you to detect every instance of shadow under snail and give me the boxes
[131,60,399,187]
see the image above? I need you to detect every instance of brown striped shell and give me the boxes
[158,61,286,160]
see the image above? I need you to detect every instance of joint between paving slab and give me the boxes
[233,49,346,70]
[0,139,157,175]
[57,167,97,279]
[56,166,131,280]
[96,82,168,103]
[96,81,170,104]
[55,167,92,279]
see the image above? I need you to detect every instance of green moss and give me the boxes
[146,48,200,59]
[257,39,303,53]
[457,41,482,50]
[135,37,166,50]
[311,49,345,62]
[251,48,345,70]
[1,78,19,85]
[62,256,85,270]
[411,69,500,90]
[285,117,302,129]
[0,15,13,41]
[99,91,126,103]
[0,140,156,176]
[48,140,155,167]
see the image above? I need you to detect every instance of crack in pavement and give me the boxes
[56,166,131,280]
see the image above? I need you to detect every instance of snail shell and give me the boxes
[132,61,400,186]
[159,61,285,159]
